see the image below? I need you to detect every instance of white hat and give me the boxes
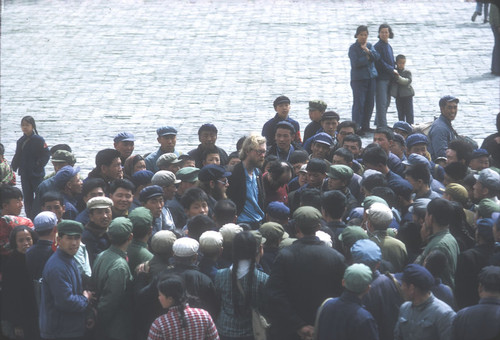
[219,223,243,244]
[199,231,223,253]
[172,237,199,257]
[316,230,332,248]
[366,202,393,228]
[151,230,177,254]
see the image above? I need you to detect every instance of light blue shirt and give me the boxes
[237,168,264,223]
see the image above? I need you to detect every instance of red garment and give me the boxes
[147,304,219,340]
[0,215,34,256]
[263,172,289,207]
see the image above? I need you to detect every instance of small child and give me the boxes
[391,54,415,124]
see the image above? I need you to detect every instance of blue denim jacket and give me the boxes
[349,41,380,80]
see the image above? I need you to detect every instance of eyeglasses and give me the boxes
[339,131,354,136]
[252,149,266,155]
[217,179,229,185]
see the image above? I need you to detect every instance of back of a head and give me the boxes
[370,186,396,208]
[448,139,473,164]
[405,163,431,185]
[232,231,258,263]
[321,190,346,219]
[361,173,388,193]
[151,230,177,256]
[478,266,500,294]
[187,214,216,241]
[444,162,468,182]
[214,199,237,226]
[157,274,186,305]
[362,144,388,167]
[424,249,448,277]
[427,198,453,227]
[300,188,322,210]
[367,202,393,230]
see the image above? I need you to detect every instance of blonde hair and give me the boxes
[239,134,266,161]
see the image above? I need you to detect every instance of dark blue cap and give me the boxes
[198,164,232,182]
[276,121,295,134]
[306,158,328,173]
[406,133,428,148]
[393,121,413,134]
[476,218,494,243]
[273,95,290,107]
[113,132,135,143]
[139,185,164,202]
[393,133,406,147]
[131,170,154,187]
[439,95,459,107]
[471,148,489,159]
[267,201,290,220]
[402,153,431,170]
[402,264,435,291]
[313,132,334,146]
[54,165,80,189]
[156,126,177,137]
[391,179,413,198]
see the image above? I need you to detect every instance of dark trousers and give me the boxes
[351,78,375,130]
[492,25,500,75]
[20,174,43,219]
[396,96,414,124]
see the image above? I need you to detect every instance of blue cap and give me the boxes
[476,218,494,243]
[406,133,428,148]
[391,179,413,198]
[439,95,459,107]
[393,133,406,147]
[267,201,290,220]
[276,121,295,134]
[33,211,58,232]
[351,239,382,266]
[402,153,432,169]
[402,264,435,291]
[312,132,334,146]
[139,185,164,202]
[471,148,489,159]
[54,165,80,190]
[131,170,154,187]
[393,121,413,134]
[198,164,232,182]
[113,132,135,143]
[156,126,177,137]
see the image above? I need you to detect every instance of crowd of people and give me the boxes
[1,80,500,340]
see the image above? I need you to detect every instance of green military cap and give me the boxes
[338,226,368,249]
[250,230,266,246]
[176,167,200,183]
[293,206,322,230]
[307,100,327,112]
[128,207,153,235]
[108,217,133,244]
[361,195,388,209]
[57,220,84,236]
[52,150,77,165]
[344,263,373,293]
[477,198,500,219]
[327,165,354,182]
[259,222,287,245]
[87,196,113,210]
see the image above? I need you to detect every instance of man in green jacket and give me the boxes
[92,217,134,340]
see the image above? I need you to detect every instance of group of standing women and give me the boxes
[349,24,397,134]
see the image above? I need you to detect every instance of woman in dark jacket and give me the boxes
[11,116,50,219]
[1,225,39,339]
[374,23,395,128]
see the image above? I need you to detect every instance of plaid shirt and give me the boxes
[147,304,219,340]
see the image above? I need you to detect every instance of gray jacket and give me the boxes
[390,68,415,98]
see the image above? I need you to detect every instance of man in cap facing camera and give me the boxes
[156,153,182,174]
[262,95,301,147]
[82,196,113,266]
[315,263,379,340]
[113,132,135,165]
[198,164,232,212]
[92,217,134,340]
[265,206,345,340]
[428,95,460,160]
[304,100,327,142]
[40,220,94,340]
[145,126,181,173]
[394,264,456,340]
[188,124,229,168]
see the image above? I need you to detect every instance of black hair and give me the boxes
[198,124,218,135]
[267,161,292,183]
[187,215,215,241]
[9,225,37,252]
[157,274,189,328]
[109,179,135,195]
[478,266,500,293]
[21,115,38,135]
[214,200,237,226]
[427,198,453,227]
[95,149,121,169]
[447,140,473,164]
[448,201,475,250]
[181,187,209,210]
[41,191,64,207]
[0,143,5,156]
[236,136,247,151]
[396,221,422,258]
[337,120,358,132]
[50,144,72,154]
[354,25,368,38]
[425,250,447,277]
[228,151,240,161]
[300,188,322,210]
[361,173,388,192]
[371,186,397,208]
[343,134,362,148]
[321,190,346,219]
[444,162,468,182]
[333,148,353,163]
[374,126,395,141]
[82,178,107,197]
[0,184,23,206]
[405,163,431,186]
[396,54,406,62]
[362,144,388,166]
[231,231,258,317]
[289,150,309,164]
[378,23,394,39]
[201,146,220,163]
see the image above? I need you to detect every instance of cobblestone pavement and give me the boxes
[1,0,499,175]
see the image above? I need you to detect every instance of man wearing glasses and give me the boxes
[227,135,267,229]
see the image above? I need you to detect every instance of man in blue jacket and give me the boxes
[428,95,459,160]
[40,220,94,340]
